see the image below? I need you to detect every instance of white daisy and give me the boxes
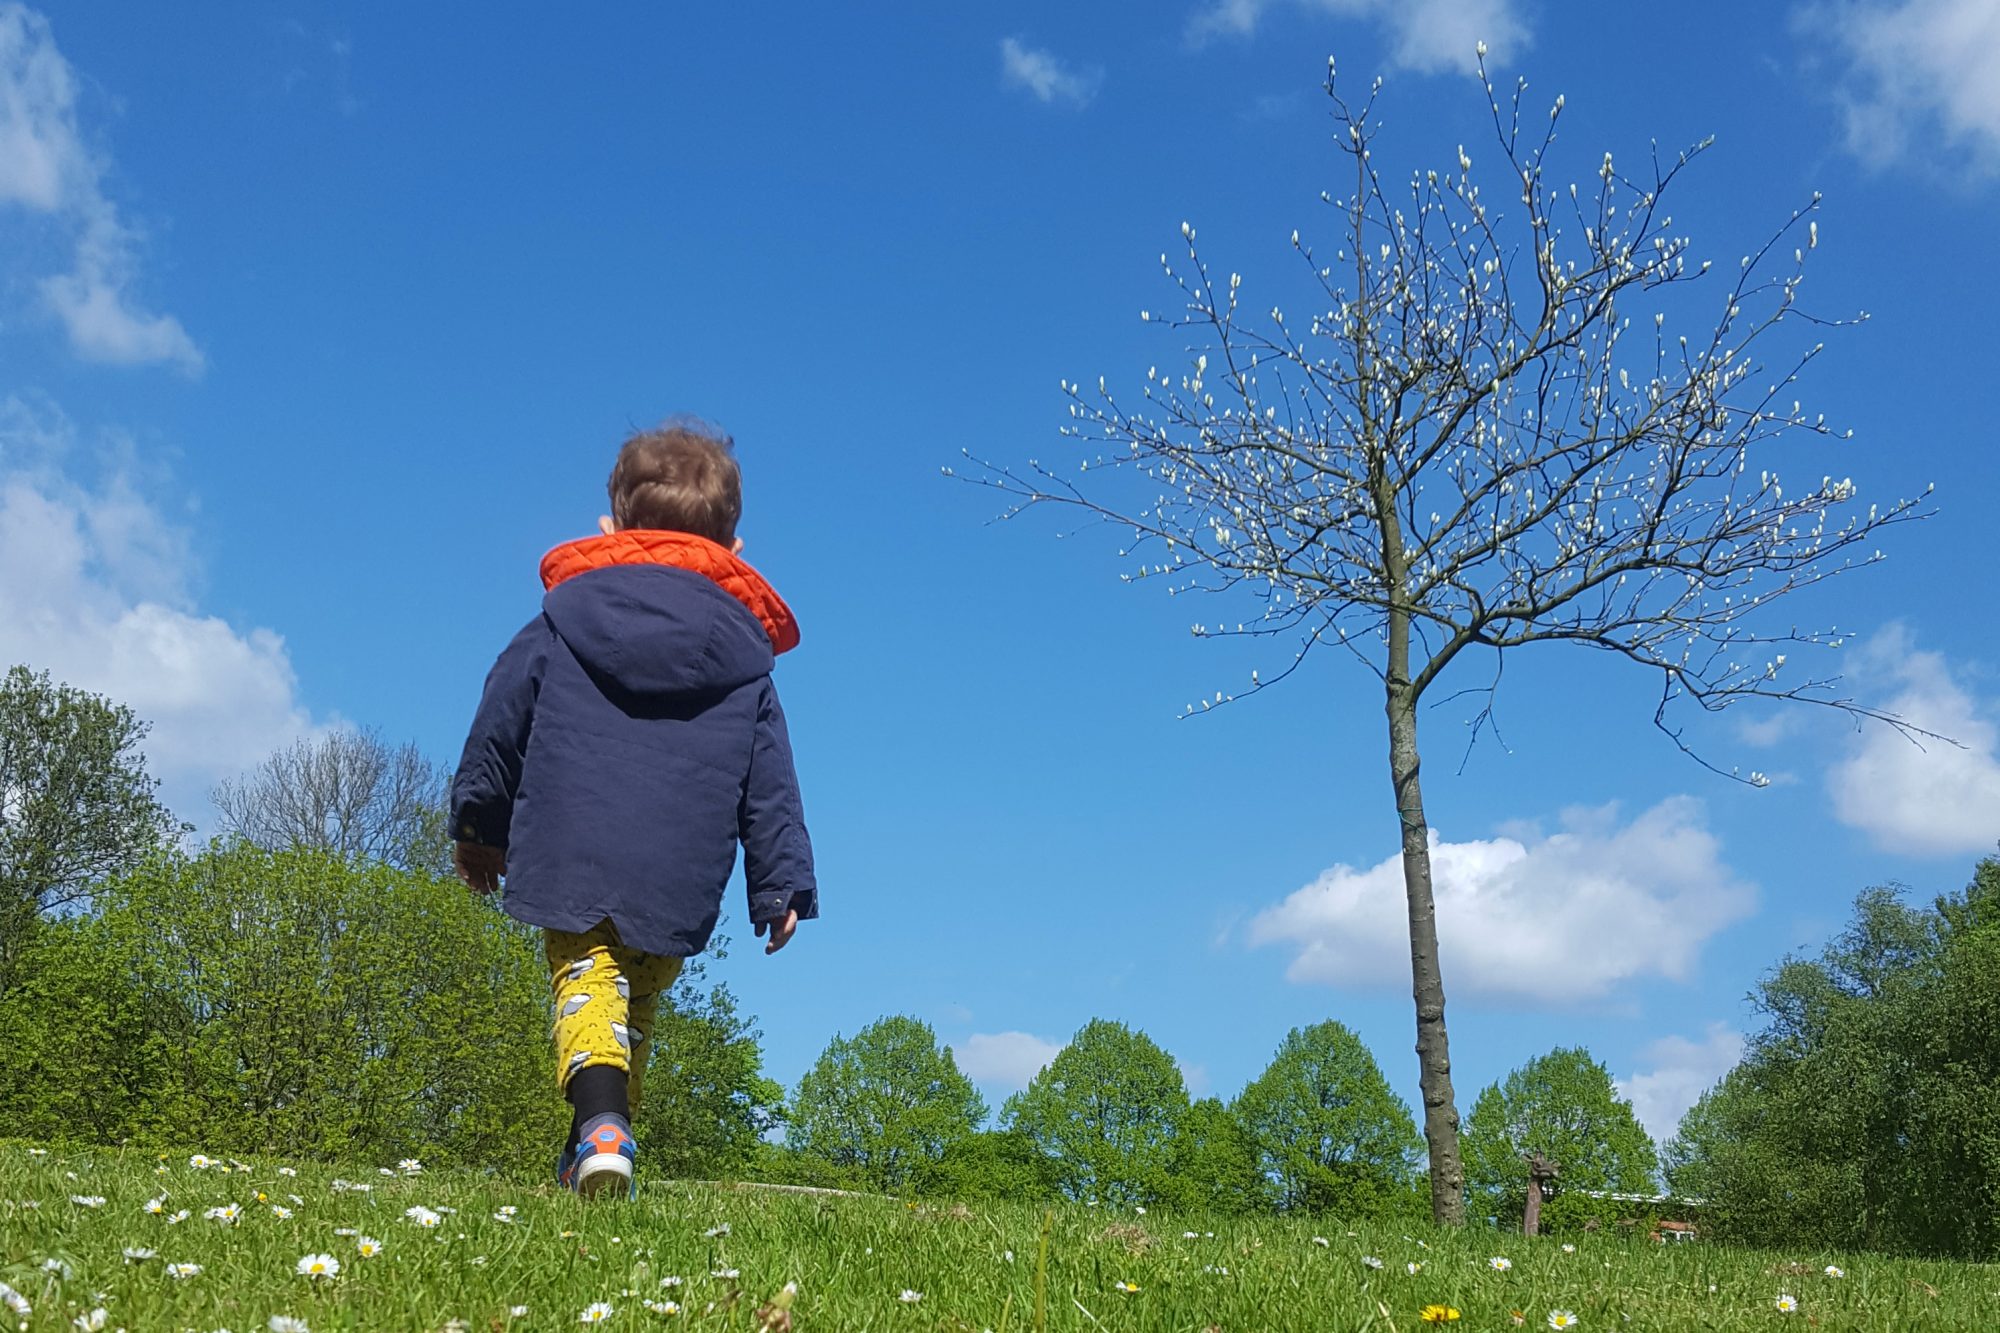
[579,1303,614,1323]
[704,1223,731,1238]
[898,1290,923,1303]
[1311,1236,1329,1247]
[510,1309,529,1320]
[70,1194,106,1207]
[168,1262,203,1278]
[278,1167,298,1177]
[1777,1294,1798,1313]
[1489,1256,1513,1271]
[659,1277,684,1288]
[398,1159,424,1174]
[1549,1313,1579,1330]
[271,1205,293,1219]
[166,1209,190,1224]
[270,1318,311,1333]
[205,1203,242,1224]
[73,1308,108,1331]
[1824,1265,1845,1278]
[1362,1255,1384,1269]
[1561,1243,1577,1254]
[144,1196,167,1215]
[405,1206,442,1228]
[356,1236,383,1257]
[0,1281,28,1317]
[189,1154,215,1169]
[712,1268,739,1280]
[296,1253,340,1279]
[645,1300,681,1315]
[124,1246,157,1261]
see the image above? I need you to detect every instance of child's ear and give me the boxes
[598,515,616,536]
[732,537,745,555]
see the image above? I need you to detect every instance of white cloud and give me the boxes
[999,37,1102,107]
[1615,1024,1744,1144]
[0,3,202,372]
[1828,626,2000,856]
[0,396,313,819]
[953,1031,1065,1090]
[1737,710,1802,748]
[1808,0,2000,174]
[1188,0,1528,73]
[1247,798,1755,1006]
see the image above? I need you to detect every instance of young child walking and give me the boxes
[450,419,817,1199]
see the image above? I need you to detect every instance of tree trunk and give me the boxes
[1386,677,1465,1225]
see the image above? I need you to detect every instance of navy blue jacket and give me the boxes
[450,539,817,956]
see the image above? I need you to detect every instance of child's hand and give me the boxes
[756,909,799,955]
[454,842,506,894]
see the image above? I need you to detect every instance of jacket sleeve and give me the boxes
[739,676,818,925]
[449,616,551,850]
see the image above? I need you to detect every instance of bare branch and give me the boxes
[960,63,1932,769]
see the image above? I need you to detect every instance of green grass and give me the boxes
[1,1142,1990,1331]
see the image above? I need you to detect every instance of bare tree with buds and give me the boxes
[213,726,452,877]
[961,56,1930,1225]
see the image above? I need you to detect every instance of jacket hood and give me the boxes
[538,532,798,700]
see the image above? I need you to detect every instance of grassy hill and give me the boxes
[0,1141,1984,1330]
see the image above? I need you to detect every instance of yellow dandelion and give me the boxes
[1421,1306,1462,1323]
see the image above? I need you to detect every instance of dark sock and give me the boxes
[565,1065,630,1157]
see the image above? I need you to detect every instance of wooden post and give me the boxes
[1522,1153,1559,1236]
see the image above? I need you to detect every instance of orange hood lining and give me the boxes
[539,530,801,655]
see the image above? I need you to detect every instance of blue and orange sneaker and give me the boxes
[571,1116,636,1200]
[556,1141,581,1191]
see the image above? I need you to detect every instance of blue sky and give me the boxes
[4,0,1997,1147]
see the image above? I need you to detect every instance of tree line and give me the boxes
[4,664,1998,1257]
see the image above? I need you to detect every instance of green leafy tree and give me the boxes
[638,947,786,1182]
[1166,1097,1269,1215]
[0,908,191,1143]
[1002,1019,1189,1206]
[1667,859,2000,1258]
[0,842,564,1166]
[916,1129,1062,1203]
[0,666,180,975]
[1463,1047,1658,1230]
[786,1015,986,1192]
[749,1142,871,1191]
[1233,1020,1422,1215]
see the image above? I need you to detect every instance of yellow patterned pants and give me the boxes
[544,922,684,1112]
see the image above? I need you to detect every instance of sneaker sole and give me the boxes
[575,1152,633,1200]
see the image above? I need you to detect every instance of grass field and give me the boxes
[0,1142,1988,1331]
